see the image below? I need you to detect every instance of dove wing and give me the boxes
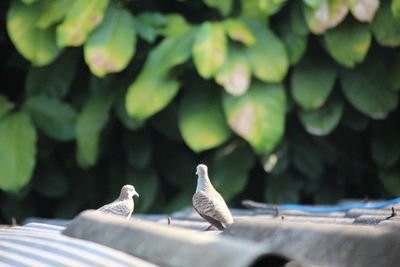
[193,190,233,229]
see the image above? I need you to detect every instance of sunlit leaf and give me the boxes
[291,56,337,110]
[215,47,251,96]
[303,0,349,34]
[25,49,79,98]
[57,0,109,47]
[340,54,398,119]
[36,0,70,29]
[223,82,286,154]
[134,12,166,42]
[348,0,379,22]
[114,81,144,131]
[76,85,116,168]
[178,88,231,152]
[126,30,196,120]
[0,112,37,193]
[245,20,288,83]
[298,97,344,136]
[24,95,77,141]
[7,0,62,66]
[160,14,189,38]
[126,168,158,212]
[84,5,136,77]
[223,19,256,46]
[324,18,371,68]
[241,0,287,18]
[211,141,255,201]
[0,95,13,118]
[392,0,400,22]
[371,123,400,169]
[371,0,400,47]
[192,22,227,79]
[203,0,232,16]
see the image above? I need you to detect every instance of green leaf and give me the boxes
[123,130,152,170]
[160,14,189,38]
[340,55,398,119]
[25,49,79,98]
[76,85,115,168]
[303,0,324,8]
[154,141,196,189]
[126,168,158,212]
[276,18,307,65]
[324,18,371,68]
[379,167,400,196]
[392,0,400,22]
[126,30,196,120]
[215,47,251,96]
[371,0,400,47]
[178,88,231,152]
[303,0,349,34]
[292,133,325,181]
[126,75,180,121]
[291,56,337,110]
[0,95,13,118]
[134,12,166,42]
[265,173,302,203]
[7,0,62,66]
[84,5,136,77]
[203,0,232,16]
[388,52,400,91]
[211,141,255,201]
[223,19,256,46]
[298,97,344,136]
[36,0,70,29]
[56,0,109,47]
[24,96,77,141]
[114,82,144,131]
[0,112,37,193]
[192,22,227,79]
[371,123,400,169]
[148,103,182,141]
[290,0,309,36]
[241,0,287,18]
[341,105,369,131]
[222,82,286,154]
[348,0,379,22]
[21,0,37,4]
[32,161,68,198]
[245,20,288,83]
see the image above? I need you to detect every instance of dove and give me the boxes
[97,185,139,219]
[192,164,234,230]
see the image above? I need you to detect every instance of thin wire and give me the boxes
[278,197,400,213]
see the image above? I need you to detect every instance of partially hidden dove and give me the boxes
[97,185,139,219]
[192,164,234,230]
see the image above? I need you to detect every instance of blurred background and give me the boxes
[0,0,399,223]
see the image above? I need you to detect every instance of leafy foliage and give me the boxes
[0,0,399,222]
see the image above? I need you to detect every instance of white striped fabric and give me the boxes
[0,223,157,267]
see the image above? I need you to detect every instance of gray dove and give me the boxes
[97,185,139,218]
[192,164,234,230]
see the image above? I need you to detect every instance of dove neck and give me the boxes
[196,174,213,192]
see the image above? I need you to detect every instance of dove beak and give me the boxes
[134,191,139,197]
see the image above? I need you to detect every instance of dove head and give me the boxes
[196,164,208,177]
[120,185,139,199]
